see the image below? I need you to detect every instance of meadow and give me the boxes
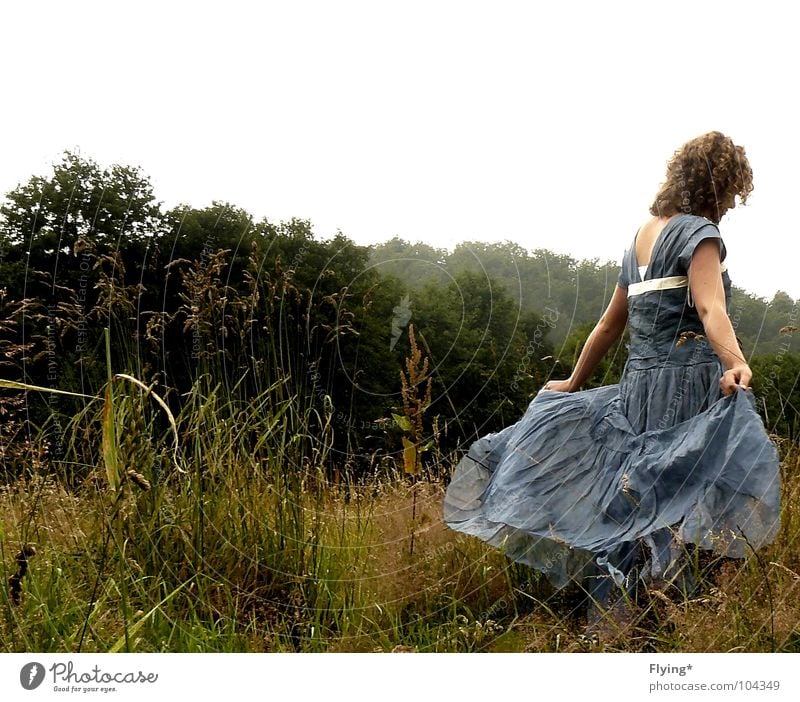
[1,153,798,653]
[1,333,798,653]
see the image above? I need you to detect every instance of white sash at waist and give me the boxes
[628,263,727,305]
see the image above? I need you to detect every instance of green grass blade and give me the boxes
[0,378,95,399]
[102,384,119,492]
[109,579,194,653]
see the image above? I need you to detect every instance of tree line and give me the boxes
[1,151,797,482]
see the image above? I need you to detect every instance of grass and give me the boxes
[1,248,798,653]
[1,373,798,652]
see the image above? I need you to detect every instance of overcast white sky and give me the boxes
[1,0,798,300]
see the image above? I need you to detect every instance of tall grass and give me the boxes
[2,368,798,652]
[1,247,799,653]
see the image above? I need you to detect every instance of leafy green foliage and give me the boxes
[751,351,800,439]
[1,150,798,475]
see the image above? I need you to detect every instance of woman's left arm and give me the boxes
[544,284,629,392]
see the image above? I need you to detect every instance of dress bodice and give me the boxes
[617,214,732,366]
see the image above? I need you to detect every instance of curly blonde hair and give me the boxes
[649,131,754,224]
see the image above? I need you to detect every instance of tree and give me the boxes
[405,269,556,445]
[0,151,168,430]
[751,351,800,440]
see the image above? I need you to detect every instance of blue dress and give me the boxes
[442,213,781,605]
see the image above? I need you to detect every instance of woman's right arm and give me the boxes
[688,238,751,395]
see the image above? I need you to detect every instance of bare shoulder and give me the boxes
[638,214,672,236]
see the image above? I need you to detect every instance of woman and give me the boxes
[442,131,781,639]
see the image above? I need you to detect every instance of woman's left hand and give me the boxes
[541,378,574,393]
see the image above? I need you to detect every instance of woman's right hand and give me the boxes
[720,364,752,395]
[541,378,575,393]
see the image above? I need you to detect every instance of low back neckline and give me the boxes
[633,213,685,280]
